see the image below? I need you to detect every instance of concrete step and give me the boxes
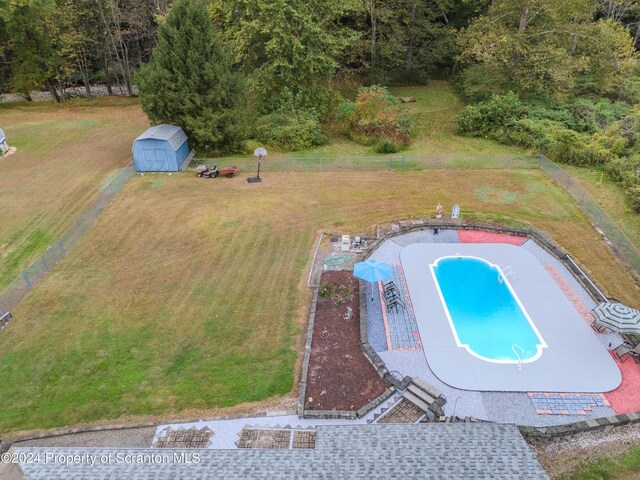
[412,377,442,400]
[406,384,436,405]
[402,391,430,413]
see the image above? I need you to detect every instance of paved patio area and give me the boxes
[367,229,627,425]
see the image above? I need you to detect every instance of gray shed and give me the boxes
[132,124,193,172]
[0,128,7,154]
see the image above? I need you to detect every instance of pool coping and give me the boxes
[402,243,622,392]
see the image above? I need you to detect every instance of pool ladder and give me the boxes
[512,344,524,370]
[499,266,515,284]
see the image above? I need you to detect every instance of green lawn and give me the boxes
[1,168,638,434]
[564,165,640,254]
[0,98,148,289]
[0,86,638,436]
[560,445,640,480]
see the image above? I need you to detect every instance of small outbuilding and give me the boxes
[132,124,193,172]
[0,128,8,154]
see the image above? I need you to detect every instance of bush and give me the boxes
[254,109,326,151]
[375,138,403,153]
[457,92,526,136]
[337,85,412,151]
[242,139,263,155]
[457,93,639,210]
[606,155,640,212]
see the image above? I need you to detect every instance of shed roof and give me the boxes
[134,124,187,151]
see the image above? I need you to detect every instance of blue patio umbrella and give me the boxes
[353,259,394,300]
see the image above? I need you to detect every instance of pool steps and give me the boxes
[400,378,446,417]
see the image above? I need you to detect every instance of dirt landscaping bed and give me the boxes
[304,271,387,412]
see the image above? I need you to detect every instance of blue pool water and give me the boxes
[430,256,545,362]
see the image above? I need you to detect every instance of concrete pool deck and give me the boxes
[400,243,621,393]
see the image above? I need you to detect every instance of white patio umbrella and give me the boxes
[591,302,640,335]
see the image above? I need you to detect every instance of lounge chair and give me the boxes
[613,343,640,363]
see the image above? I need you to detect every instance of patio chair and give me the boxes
[383,282,399,295]
[385,297,405,313]
[613,343,640,363]
[591,320,609,333]
[384,290,401,302]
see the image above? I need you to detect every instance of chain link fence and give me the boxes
[1,154,638,318]
[194,153,540,172]
[537,155,640,276]
[0,164,135,316]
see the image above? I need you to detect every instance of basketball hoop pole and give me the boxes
[256,154,262,180]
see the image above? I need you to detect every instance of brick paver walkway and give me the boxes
[237,428,317,449]
[154,427,214,448]
[376,399,425,424]
[544,264,598,330]
[458,230,527,245]
[378,265,421,351]
[528,393,609,415]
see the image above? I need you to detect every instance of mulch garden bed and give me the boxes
[304,271,388,411]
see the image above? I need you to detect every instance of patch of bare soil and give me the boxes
[304,271,387,411]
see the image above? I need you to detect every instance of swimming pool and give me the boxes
[429,256,547,363]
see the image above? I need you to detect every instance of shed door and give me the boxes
[155,149,169,170]
[142,147,169,171]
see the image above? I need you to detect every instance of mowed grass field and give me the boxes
[564,165,640,253]
[1,169,638,434]
[0,99,148,288]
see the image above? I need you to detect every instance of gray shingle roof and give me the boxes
[134,124,187,151]
[13,424,548,479]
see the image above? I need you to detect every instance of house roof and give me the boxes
[134,124,187,151]
[13,424,548,479]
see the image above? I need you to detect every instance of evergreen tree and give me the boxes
[137,0,247,152]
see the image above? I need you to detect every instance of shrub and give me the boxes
[375,138,403,154]
[337,85,412,151]
[565,98,629,132]
[606,155,640,212]
[457,92,526,136]
[242,139,263,155]
[457,93,639,210]
[254,110,327,151]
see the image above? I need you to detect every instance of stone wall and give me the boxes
[520,411,640,443]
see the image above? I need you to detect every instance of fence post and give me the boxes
[401,157,405,171]
[57,239,64,256]
[22,271,32,290]
[42,255,49,273]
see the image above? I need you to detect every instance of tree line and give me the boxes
[0,0,171,100]
[4,1,640,105]
[0,0,485,101]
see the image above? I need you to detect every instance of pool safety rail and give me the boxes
[512,344,525,371]
[498,266,515,284]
